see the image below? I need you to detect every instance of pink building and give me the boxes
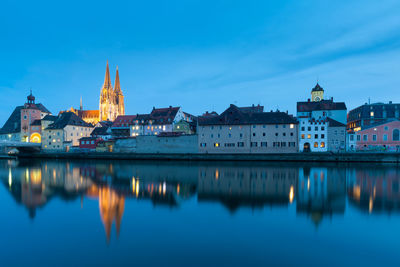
[356,120,400,152]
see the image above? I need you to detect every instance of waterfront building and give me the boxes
[90,121,113,140]
[297,83,347,152]
[347,101,400,132]
[0,92,51,142]
[41,112,93,150]
[198,104,298,153]
[112,106,195,137]
[354,120,400,152]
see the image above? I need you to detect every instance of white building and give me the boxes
[42,112,94,151]
[297,84,347,152]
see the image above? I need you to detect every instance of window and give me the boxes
[91,141,94,144]
[217,134,220,138]
[315,134,318,139]
[281,142,286,147]
[290,133,294,136]
[228,133,232,138]
[237,142,244,147]
[301,127,305,131]
[393,129,400,141]
[350,135,354,141]
[370,111,374,117]
[315,126,318,131]
[289,142,296,147]
[275,133,278,136]
[261,142,267,147]
[373,135,377,141]
[290,124,294,129]
[307,134,311,139]
[308,127,311,131]
[263,125,266,128]
[321,134,325,139]
[321,126,325,131]
[214,143,220,147]
[263,133,266,136]
[363,135,368,141]
[250,142,258,147]
[224,143,235,147]
[273,142,280,147]
[211,134,213,138]
[23,115,27,120]
[283,125,286,128]
[253,133,256,137]
[383,134,388,141]
[275,125,279,128]
[283,133,286,136]
[240,133,243,138]
[320,142,325,148]
[301,134,305,139]
[200,143,207,147]
[384,126,389,131]
[314,142,318,148]
[253,125,256,129]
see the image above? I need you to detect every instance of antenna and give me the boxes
[80,96,83,110]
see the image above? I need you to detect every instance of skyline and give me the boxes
[1,0,400,123]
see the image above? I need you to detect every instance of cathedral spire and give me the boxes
[114,66,122,94]
[103,60,112,88]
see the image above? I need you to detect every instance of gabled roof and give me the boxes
[0,103,51,134]
[0,106,23,134]
[359,119,400,131]
[150,106,180,124]
[326,117,346,127]
[46,112,92,129]
[297,99,346,112]
[311,83,324,92]
[91,126,110,136]
[42,115,58,121]
[198,104,297,126]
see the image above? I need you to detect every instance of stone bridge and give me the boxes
[0,140,41,154]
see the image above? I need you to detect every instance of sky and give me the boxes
[1,0,400,123]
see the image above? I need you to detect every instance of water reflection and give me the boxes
[1,160,400,242]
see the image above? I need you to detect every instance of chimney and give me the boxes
[331,97,333,101]
[308,98,310,102]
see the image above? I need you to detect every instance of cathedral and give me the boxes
[99,61,125,122]
[64,61,125,124]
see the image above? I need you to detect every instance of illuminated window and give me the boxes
[370,111,374,117]
[307,134,311,139]
[214,143,220,147]
[290,124,294,129]
[301,134,305,139]
[320,142,325,148]
[314,142,318,148]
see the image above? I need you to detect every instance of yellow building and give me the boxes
[311,83,324,102]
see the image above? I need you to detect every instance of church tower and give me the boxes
[311,83,324,102]
[114,66,125,116]
[99,61,116,121]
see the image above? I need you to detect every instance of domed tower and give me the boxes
[114,66,125,116]
[311,83,324,102]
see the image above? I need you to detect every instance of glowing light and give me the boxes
[8,168,12,188]
[289,186,294,203]
[215,169,219,180]
[177,184,180,195]
[369,197,373,213]
[307,179,310,191]
[290,124,294,129]
[136,181,139,197]
[30,133,41,143]
[163,182,166,195]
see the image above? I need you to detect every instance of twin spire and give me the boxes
[103,60,120,93]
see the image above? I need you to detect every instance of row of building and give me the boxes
[1,65,399,153]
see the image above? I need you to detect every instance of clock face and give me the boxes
[314,96,321,102]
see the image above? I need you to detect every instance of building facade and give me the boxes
[297,84,347,152]
[42,112,94,150]
[0,92,51,142]
[198,104,298,153]
[347,102,400,132]
[355,120,400,152]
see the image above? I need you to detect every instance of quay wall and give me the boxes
[15,152,400,163]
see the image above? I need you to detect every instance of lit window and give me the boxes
[370,111,374,117]
[320,142,325,148]
[307,134,311,139]
[314,142,318,148]
[290,124,294,129]
[301,134,305,139]
[214,143,220,147]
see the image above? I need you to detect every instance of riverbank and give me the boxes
[13,152,400,163]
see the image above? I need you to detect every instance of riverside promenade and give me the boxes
[14,152,400,163]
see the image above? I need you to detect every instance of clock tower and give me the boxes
[311,83,324,102]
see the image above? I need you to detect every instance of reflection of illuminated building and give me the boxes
[198,166,298,212]
[297,167,346,225]
[347,168,400,213]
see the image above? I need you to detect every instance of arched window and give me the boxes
[393,129,400,141]
[320,142,325,148]
[314,142,318,148]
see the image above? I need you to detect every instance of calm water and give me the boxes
[1,159,400,266]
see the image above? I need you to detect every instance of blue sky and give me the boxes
[1,0,400,122]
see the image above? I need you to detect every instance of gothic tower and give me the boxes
[99,61,116,121]
[311,83,324,102]
[114,66,125,116]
